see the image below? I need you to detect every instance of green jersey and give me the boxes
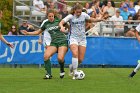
[41,18,67,43]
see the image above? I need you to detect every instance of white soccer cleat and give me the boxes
[72,76,76,80]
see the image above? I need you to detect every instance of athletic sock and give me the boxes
[44,59,51,75]
[129,71,136,77]
[59,61,65,73]
[72,57,78,74]
[134,63,140,72]
[69,64,73,73]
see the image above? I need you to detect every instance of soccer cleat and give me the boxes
[72,76,76,80]
[43,74,52,79]
[60,71,65,79]
[129,71,136,78]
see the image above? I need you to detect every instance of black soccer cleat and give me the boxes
[43,74,52,79]
[60,71,65,79]
[129,71,136,78]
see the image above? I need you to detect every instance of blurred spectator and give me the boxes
[59,6,68,19]
[124,15,135,37]
[33,0,46,12]
[110,9,124,28]
[89,0,96,8]
[124,0,130,8]
[83,2,93,15]
[134,0,140,13]
[57,0,67,12]
[44,0,51,9]
[8,25,18,35]
[119,1,126,11]
[128,1,136,16]
[134,0,138,6]
[102,11,110,20]
[19,20,35,35]
[102,0,115,7]
[120,5,131,20]
[103,1,115,17]
[91,1,103,19]
[133,9,140,20]
[8,25,23,68]
[50,2,55,9]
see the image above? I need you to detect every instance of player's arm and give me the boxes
[59,14,72,32]
[84,12,104,22]
[59,20,66,32]
[0,33,14,48]
[38,33,43,44]
[22,29,43,35]
[89,17,104,22]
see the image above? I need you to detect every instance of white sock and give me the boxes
[134,63,140,72]
[72,57,78,74]
[69,64,73,73]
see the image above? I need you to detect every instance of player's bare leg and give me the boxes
[44,46,57,79]
[58,46,68,78]
[78,45,86,64]
[70,44,78,79]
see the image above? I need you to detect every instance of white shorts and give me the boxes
[43,31,51,47]
[69,37,87,47]
[136,24,140,32]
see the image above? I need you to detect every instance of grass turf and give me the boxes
[0,68,140,93]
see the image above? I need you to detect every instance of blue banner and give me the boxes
[0,36,140,65]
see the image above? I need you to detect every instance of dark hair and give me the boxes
[128,14,133,18]
[10,25,18,35]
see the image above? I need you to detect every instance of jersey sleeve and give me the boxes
[40,23,46,31]
[136,24,140,32]
[40,19,48,31]
[62,14,73,23]
[83,12,90,20]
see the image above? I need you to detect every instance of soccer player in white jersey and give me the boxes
[59,4,103,79]
[0,10,13,48]
[129,23,140,78]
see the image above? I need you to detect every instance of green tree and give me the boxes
[0,0,15,34]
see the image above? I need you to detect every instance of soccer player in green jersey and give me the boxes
[22,9,68,79]
[0,10,13,48]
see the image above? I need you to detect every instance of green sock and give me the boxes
[44,59,51,75]
[59,61,65,73]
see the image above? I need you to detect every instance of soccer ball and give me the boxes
[74,70,85,80]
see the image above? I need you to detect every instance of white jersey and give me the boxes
[63,12,90,39]
[136,24,140,32]
[40,19,51,46]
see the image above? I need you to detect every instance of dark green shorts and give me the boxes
[50,40,68,48]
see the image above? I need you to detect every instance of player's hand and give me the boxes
[7,43,14,48]
[21,30,28,35]
[28,25,34,29]
[60,26,66,33]
[38,39,42,44]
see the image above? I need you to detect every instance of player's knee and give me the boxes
[44,55,50,61]
[72,52,78,58]
[79,58,84,63]
[57,56,64,63]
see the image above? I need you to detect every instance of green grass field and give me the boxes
[0,68,140,93]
